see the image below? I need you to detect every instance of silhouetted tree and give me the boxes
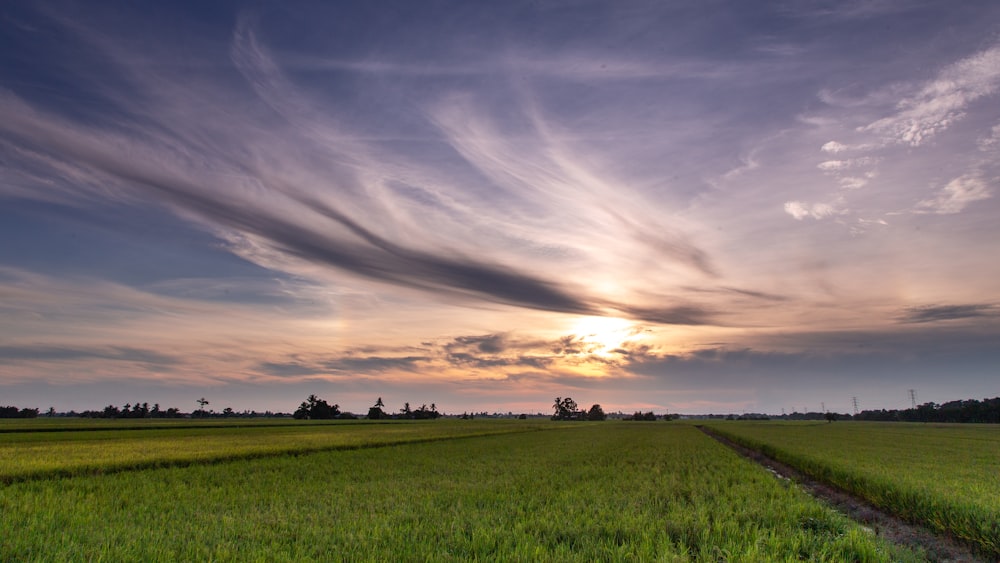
[193,397,210,417]
[366,397,387,419]
[587,404,607,421]
[294,394,341,419]
[552,397,580,420]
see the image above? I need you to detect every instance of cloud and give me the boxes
[0,345,180,366]
[445,352,552,370]
[320,356,430,373]
[861,45,1000,146]
[445,333,510,354]
[821,141,849,153]
[794,45,1000,229]
[897,304,997,324]
[838,176,868,190]
[978,123,1000,152]
[284,50,765,83]
[783,200,840,220]
[817,160,849,172]
[443,333,558,369]
[916,174,992,214]
[817,157,878,172]
[614,305,717,326]
[255,362,320,377]
[777,0,917,21]
[256,354,430,377]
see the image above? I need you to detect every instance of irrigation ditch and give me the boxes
[694,425,987,563]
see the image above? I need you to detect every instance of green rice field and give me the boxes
[0,421,925,561]
[701,420,1000,557]
[0,419,552,483]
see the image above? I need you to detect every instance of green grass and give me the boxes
[700,421,1000,557]
[0,417,315,432]
[0,423,922,561]
[0,419,552,483]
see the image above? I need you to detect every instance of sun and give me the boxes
[569,316,637,355]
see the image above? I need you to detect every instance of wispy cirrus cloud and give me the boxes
[283,52,761,82]
[0,15,730,327]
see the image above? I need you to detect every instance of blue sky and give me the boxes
[1,0,998,415]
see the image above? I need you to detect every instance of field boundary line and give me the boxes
[695,425,988,563]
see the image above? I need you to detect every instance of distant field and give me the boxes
[0,417,311,432]
[700,420,1000,557]
[0,419,552,483]
[0,422,922,561]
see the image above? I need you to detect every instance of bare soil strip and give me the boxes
[695,425,987,563]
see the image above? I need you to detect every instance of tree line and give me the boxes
[12,395,997,423]
[0,406,39,418]
[293,395,441,420]
[855,397,1000,424]
[0,399,289,419]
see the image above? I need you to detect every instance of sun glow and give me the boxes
[569,316,638,355]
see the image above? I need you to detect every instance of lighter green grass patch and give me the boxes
[701,421,1000,557]
[0,419,553,483]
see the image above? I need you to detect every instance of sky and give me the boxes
[1,0,999,416]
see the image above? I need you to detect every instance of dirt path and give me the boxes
[694,425,988,563]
